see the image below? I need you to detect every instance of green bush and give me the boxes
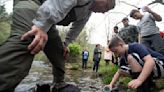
[68,43,81,63]
[0,22,10,44]
[68,43,81,56]
[99,63,118,84]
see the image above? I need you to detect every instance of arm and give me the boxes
[21,0,77,54]
[144,6,162,21]
[108,69,121,90]
[127,44,155,89]
[137,55,155,83]
[134,25,140,43]
[128,55,155,89]
[135,26,141,43]
[108,69,129,90]
[33,0,77,32]
[64,14,91,46]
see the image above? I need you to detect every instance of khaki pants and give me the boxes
[0,0,65,91]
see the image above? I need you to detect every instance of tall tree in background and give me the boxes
[58,26,91,48]
[0,2,11,43]
[0,1,10,23]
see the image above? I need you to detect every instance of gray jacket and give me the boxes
[32,0,92,46]
[93,47,102,61]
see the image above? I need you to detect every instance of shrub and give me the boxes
[99,63,118,84]
[68,43,81,56]
[67,43,81,63]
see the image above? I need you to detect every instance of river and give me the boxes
[15,61,104,92]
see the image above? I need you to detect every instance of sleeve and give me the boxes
[148,13,155,21]
[131,44,150,59]
[94,48,98,54]
[64,14,91,46]
[133,25,140,33]
[32,0,77,32]
[136,26,141,33]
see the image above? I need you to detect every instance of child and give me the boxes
[106,35,164,92]
[82,49,89,69]
[104,47,113,65]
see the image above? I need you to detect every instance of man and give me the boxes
[107,35,164,92]
[113,26,119,34]
[93,44,102,72]
[130,6,164,55]
[118,17,139,44]
[0,0,115,91]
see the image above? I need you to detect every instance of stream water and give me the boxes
[15,61,104,92]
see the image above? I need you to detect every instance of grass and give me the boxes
[98,60,164,92]
[99,61,119,84]
[70,63,80,70]
[34,51,48,62]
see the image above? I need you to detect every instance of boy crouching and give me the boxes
[106,35,164,92]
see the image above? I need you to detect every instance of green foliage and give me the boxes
[67,43,81,63]
[68,43,81,57]
[70,63,80,70]
[0,5,10,22]
[0,22,10,44]
[99,61,132,86]
[34,51,48,62]
[119,77,131,86]
[99,62,118,84]
[0,4,11,44]
[58,26,90,49]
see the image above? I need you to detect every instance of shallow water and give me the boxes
[15,61,104,92]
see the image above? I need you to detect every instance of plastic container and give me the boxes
[103,86,110,92]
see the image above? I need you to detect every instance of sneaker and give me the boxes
[51,82,80,92]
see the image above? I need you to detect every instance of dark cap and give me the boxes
[130,9,139,17]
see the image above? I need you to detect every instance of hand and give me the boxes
[21,25,48,54]
[63,45,70,60]
[128,79,143,89]
[142,6,152,12]
[108,84,113,91]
